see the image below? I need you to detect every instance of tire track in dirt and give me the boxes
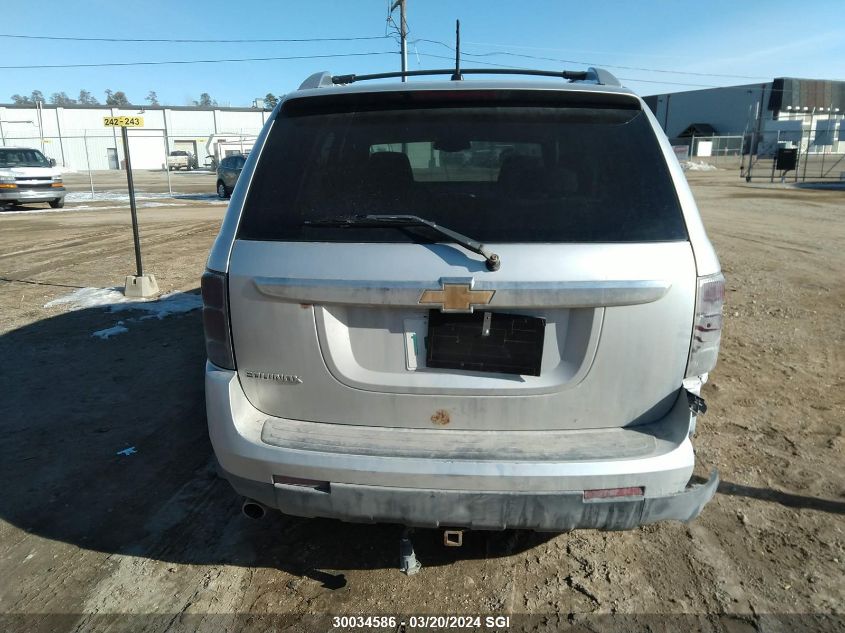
[4,223,217,284]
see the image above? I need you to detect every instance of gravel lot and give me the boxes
[0,169,842,632]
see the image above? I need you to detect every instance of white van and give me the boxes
[0,147,66,209]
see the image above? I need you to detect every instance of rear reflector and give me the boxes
[273,475,330,492]
[584,487,644,501]
[685,272,725,378]
[201,269,235,370]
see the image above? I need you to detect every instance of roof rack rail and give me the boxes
[324,66,621,88]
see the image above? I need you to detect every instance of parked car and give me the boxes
[0,147,65,209]
[167,150,197,171]
[215,154,245,199]
[205,134,257,173]
[202,68,724,533]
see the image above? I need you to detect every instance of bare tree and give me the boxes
[194,92,217,107]
[105,89,130,106]
[146,91,159,106]
[264,93,278,109]
[50,92,77,106]
[78,89,100,105]
[10,90,45,105]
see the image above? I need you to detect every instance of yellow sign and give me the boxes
[103,116,144,127]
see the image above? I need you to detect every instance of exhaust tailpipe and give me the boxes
[241,499,267,520]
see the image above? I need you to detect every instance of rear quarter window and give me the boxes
[238,91,687,243]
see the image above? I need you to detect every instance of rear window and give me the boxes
[238,92,687,243]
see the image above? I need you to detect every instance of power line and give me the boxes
[414,52,723,88]
[414,52,830,93]
[0,33,392,44]
[462,40,728,63]
[0,51,397,70]
[413,38,768,81]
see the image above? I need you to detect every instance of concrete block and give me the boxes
[124,274,159,299]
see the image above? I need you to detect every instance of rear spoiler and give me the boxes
[281,88,642,117]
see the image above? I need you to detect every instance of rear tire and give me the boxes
[217,180,229,199]
[49,199,64,209]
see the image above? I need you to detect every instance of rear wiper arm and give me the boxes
[304,214,501,271]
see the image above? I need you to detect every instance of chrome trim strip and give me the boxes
[253,277,671,307]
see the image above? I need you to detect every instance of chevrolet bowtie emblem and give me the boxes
[419,282,494,313]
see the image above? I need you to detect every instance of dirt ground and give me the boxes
[0,168,842,632]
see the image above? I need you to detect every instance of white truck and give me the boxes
[167,150,197,171]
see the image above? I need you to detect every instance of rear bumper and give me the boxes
[206,362,716,530]
[223,467,718,531]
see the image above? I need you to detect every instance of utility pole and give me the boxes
[391,0,408,81]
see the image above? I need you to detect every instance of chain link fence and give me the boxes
[0,129,259,200]
[670,135,744,170]
[741,128,845,182]
[5,126,843,203]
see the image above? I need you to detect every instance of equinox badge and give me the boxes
[244,371,303,384]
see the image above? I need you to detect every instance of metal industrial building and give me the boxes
[644,77,845,156]
[0,103,271,170]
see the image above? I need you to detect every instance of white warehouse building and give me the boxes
[0,103,272,170]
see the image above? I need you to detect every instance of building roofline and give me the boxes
[643,76,845,99]
[0,103,271,113]
[642,81,770,99]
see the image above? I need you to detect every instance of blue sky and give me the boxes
[3,0,843,106]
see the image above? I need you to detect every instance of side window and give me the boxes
[221,157,231,169]
[236,156,246,168]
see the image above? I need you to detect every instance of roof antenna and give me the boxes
[451,19,462,81]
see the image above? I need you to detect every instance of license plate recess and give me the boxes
[425,310,545,376]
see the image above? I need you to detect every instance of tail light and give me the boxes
[201,270,235,370]
[685,272,725,378]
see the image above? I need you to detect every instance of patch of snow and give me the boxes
[64,190,226,204]
[45,287,202,337]
[0,205,121,215]
[3,192,225,215]
[109,290,203,319]
[65,191,171,203]
[45,287,129,310]
[92,322,129,339]
[681,160,718,172]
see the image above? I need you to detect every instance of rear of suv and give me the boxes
[203,67,724,531]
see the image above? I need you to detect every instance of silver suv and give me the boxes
[203,67,724,532]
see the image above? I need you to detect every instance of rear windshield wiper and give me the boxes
[303,214,501,271]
